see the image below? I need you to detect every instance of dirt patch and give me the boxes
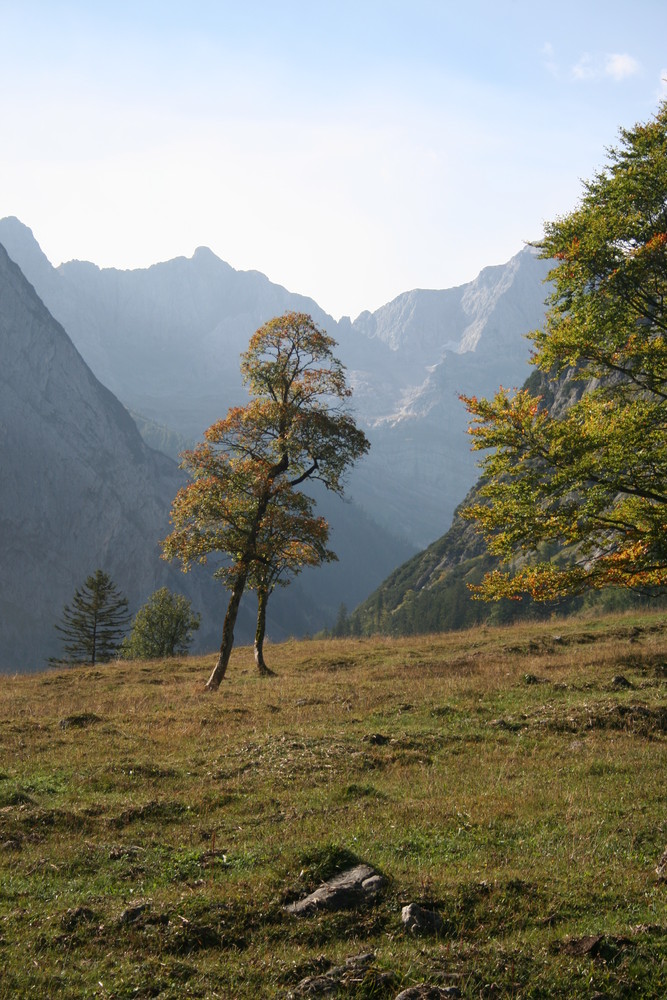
[560,933,632,960]
[59,713,102,729]
[110,762,177,779]
[112,800,189,827]
[542,702,666,737]
[213,736,393,784]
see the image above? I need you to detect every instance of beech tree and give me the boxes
[162,312,369,689]
[121,588,200,660]
[55,570,130,665]
[461,102,667,600]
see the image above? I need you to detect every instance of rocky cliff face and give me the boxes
[344,248,552,544]
[346,369,595,637]
[0,219,332,439]
[0,219,552,550]
[0,242,203,668]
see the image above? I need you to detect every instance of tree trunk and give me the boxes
[206,572,247,691]
[254,586,276,676]
[205,482,278,690]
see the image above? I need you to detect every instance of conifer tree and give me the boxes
[55,570,130,665]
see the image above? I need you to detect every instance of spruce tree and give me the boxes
[55,570,130,665]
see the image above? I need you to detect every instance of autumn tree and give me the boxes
[162,312,369,690]
[55,570,130,665]
[121,588,200,660]
[461,102,667,600]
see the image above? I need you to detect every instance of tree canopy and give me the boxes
[461,102,667,601]
[121,588,201,660]
[55,570,130,665]
[163,312,369,688]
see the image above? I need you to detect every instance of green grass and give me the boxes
[0,609,665,998]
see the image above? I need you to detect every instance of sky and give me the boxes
[1,1,666,320]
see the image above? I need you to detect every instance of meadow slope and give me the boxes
[0,611,665,998]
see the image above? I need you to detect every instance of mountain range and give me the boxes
[0,240,409,670]
[0,218,552,548]
[0,217,553,670]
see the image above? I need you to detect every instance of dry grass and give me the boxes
[0,609,665,998]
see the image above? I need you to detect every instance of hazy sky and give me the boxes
[2,1,666,319]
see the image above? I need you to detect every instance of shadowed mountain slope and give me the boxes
[344,368,660,638]
[0,243,411,671]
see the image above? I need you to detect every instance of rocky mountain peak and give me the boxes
[0,216,57,291]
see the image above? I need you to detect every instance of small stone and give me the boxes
[401,902,444,936]
[286,864,382,916]
[118,902,150,925]
[286,952,384,998]
[59,712,102,729]
[287,974,338,997]
[345,952,375,968]
[61,906,96,931]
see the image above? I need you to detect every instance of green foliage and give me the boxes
[346,446,663,640]
[462,102,667,600]
[54,569,130,665]
[121,588,200,659]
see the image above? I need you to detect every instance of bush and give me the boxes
[122,588,200,659]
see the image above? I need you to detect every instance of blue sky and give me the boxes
[1,1,666,319]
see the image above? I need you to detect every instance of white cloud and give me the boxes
[572,54,595,81]
[572,52,640,83]
[605,53,640,81]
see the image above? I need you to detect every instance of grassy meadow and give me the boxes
[0,610,665,998]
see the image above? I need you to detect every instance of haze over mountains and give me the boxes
[0,237,410,671]
[0,242,210,668]
[0,217,551,548]
[0,216,552,671]
[347,367,591,639]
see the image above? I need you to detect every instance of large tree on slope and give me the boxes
[163,313,369,690]
[461,102,667,600]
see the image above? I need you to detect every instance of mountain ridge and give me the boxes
[0,240,412,670]
[0,217,552,548]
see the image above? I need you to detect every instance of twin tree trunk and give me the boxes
[205,480,281,691]
[205,577,274,690]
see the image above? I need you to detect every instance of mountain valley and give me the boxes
[0,216,553,669]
